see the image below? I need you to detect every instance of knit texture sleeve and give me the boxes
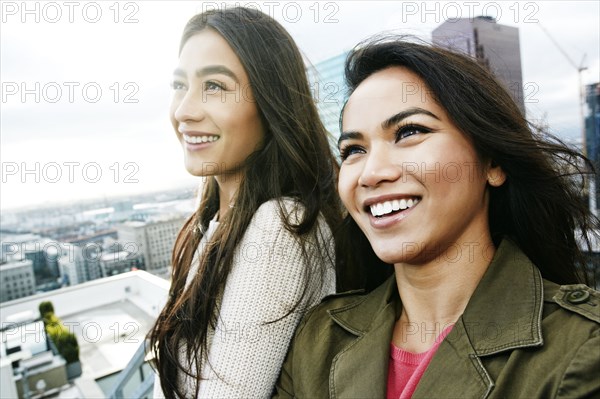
[197,198,335,398]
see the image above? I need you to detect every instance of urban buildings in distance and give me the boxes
[432,16,525,114]
[0,185,196,303]
[310,51,349,146]
[0,259,35,302]
[586,82,599,215]
[117,216,187,279]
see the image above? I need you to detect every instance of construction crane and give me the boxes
[537,23,596,216]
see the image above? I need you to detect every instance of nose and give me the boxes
[172,90,206,124]
[358,144,402,188]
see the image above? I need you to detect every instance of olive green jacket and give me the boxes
[275,240,600,398]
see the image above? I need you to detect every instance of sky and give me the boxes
[1,0,599,211]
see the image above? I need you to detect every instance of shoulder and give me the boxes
[237,198,334,269]
[543,279,600,324]
[294,289,368,335]
[320,289,368,307]
[252,197,305,224]
[248,197,331,239]
[243,198,299,239]
[298,274,397,331]
[541,281,600,397]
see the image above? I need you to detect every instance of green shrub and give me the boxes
[54,332,80,364]
[44,314,66,336]
[38,301,54,319]
[38,301,80,364]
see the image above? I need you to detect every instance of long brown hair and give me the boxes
[338,35,599,289]
[148,8,341,398]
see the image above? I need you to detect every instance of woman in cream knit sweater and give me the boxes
[148,7,342,398]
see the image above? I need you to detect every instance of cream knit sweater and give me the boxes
[154,198,335,398]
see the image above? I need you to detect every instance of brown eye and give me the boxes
[339,145,365,162]
[171,80,187,90]
[204,81,225,94]
[395,124,431,142]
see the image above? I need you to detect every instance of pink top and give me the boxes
[386,324,454,399]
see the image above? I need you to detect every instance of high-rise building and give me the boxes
[1,236,61,292]
[58,243,103,286]
[585,82,600,214]
[144,217,185,276]
[310,52,349,144]
[100,250,142,277]
[0,259,35,302]
[432,16,525,114]
[117,217,186,278]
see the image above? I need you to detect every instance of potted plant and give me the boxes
[38,301,82,379]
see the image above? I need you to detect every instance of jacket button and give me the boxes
[566,290,590,304]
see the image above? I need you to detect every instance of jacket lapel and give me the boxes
[460,239,544,356]
[324,240,544,399]
[412,318,494,399]
[327,276,399,398]
[415,239,544,399]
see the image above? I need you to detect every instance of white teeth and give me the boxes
[399,199,407,210]
[369,198,419,217]
[183,135,219,144]
[383,202,392,214]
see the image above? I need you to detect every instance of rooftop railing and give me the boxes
[108,340,153,399]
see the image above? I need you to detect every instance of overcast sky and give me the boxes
[1,0,599,211]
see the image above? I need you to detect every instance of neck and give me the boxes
[392,233,496,352]
[215,172,242,220]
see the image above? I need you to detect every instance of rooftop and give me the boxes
[0,271,169,398]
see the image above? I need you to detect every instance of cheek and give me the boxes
[237,105,265,144]
[169,99,180,129]
[337,167,357,209]
[422,144,476,184]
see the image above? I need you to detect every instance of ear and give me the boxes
[486,161,506,187]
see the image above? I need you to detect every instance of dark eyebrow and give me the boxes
[337,131,363,148]
[173,65,239,83]
[338,107,440,147]
[381,107,440,130]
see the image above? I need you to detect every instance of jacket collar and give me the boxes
[326,239,545,398]
[327,273,400,336]
[414,239,544,398]
[326,274,399,398]
[328,239,544,350]
[459,239,544,355]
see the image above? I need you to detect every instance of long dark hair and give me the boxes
[339,35,598,289]
[148,8,341,398]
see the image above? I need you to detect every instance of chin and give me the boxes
[374,239,429,265]
[371,246,405,265]
[184,163,207,177]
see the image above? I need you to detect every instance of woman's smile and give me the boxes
[338,66,504,266]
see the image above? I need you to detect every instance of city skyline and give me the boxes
[2,1,599,210]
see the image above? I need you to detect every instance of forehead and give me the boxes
[342,66,440,129]
[178,29,246,76]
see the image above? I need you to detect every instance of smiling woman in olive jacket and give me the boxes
[274,37,600,399]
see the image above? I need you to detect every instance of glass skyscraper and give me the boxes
[586,83,599,214]
[309,52,349,146]
[432,16,525,114]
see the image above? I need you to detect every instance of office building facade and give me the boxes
[433,16,525,114]
[58,243,103,286]
[586,82,600,213]
[310,52,349,145]
[0,259,35,302]
[117,217,186,278]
